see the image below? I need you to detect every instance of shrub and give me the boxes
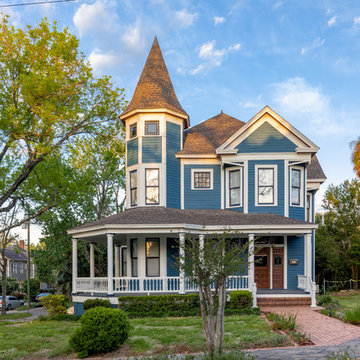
[0,277,19,294]
[267,312,296,331]
[344,307,360,325]
[39,313,81,321]
[228,291,252,310]
[69,307,129,358]
[83,298,111,310]
[40,294,67,315]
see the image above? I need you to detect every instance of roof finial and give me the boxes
[221,109,223,114]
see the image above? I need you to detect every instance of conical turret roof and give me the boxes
[120,37,188,120]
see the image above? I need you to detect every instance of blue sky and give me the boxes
[3,0,360,212]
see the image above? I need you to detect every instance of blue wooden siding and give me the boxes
[248,160,284,215]
[166,122,181,208]
[184,164,221,209]
[142,136,162,163]
[74,301,116,316]
[167,238,179,276]
[224,165,244,212]
[287,236,305,290]
[127,138,138,167]
[236,122,296,153]
[312,191,315,280]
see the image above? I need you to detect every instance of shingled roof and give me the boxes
[71,206,313,232]
[120,37,188,120]
[308,154,326,180]
[5,246,27,261]
[177,112,245,156]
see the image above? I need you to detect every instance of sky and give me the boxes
[3,0,360,240]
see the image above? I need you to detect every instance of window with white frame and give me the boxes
[145,168,159,204]
[129,123,137,139]
[256,166,277,205]
[130,170,137,207]
[228,169,242,207]
[145,121,159,135]
[145,238,160,277]
[121,247,127,276]
[191,169,213,190]
[306,193,312,221]
[130,239,138,277]
[290,167,303,206]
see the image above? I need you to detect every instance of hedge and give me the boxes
[118,291,253,318]
[83,298,111,310]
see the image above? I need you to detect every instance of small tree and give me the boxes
[179,233,250,358]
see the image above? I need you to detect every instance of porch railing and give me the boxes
[297,274,317,307]
[76,275,249,294]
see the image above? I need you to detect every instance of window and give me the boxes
[229,169,241,206]
[130,239,138,277]
[130,123,137,139]
[255,255,268,267]
[145,121,159,135]
[306,193,312,221]
[191,169,213,190]
[256,166,277,205]
[12,263,17,274]
[130,170,137,207]
[145,238,160,277]
[291,168,301,206]
[274,254,282,266]
[121,247,127,277]
[145,169,159,204]
[19,263,24,274]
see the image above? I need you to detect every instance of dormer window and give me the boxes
[145,121,159,135]
[130,124,137,139]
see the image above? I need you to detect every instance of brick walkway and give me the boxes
[261,306,360,346]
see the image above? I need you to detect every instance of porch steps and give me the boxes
[257,296,311,307]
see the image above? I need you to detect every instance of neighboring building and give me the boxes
[3,241,36,285]
[69,37,326,315]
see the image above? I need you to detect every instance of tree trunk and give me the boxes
[199,282,214,357]
[351,264,359,290]
[1,255,7,315]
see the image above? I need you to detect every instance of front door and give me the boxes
[272,247,284,289]
[254,248,270,288]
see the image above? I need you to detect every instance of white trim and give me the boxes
[221,153,312,161]
[182,158,221,165]
[120,107,189,122]
[306,192,312,222]
[225,167,243,208]
[120,245,127,277]
[254,164,278,207]
[289,165,304,207]
[256,293,311,298]
[191,168,214,190]
[284,160,289,217]
[284,236,288,289]
[176,154,218,159]
[221,165,224,209]
[244,160,249,213]
[181,162,184,209]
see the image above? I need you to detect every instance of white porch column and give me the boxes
[305,233,312,278]
[107,233,114,295]
[179,232,185,294]
[248,234,255,291]
[115,245,120,277]
[89,243,95,278]
[199,234,205,263]
[72,238,78,293]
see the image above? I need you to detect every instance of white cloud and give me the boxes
[73,0,118,37]
[174,9,198,28]
[272,77,346,135]
[354,16,360,26]
[272,1,284,10]
[327,16,337,27]
[301,37,325,55]
[0,7,22,28]
[214,16,225,25]
[192,40,241,73]
[89,49,119,74]
[122,22,146,53]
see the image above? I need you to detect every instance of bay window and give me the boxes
[145,169,159,204]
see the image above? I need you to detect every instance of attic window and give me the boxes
[145,121,159,135]
[191,169,213,190]
[130,124,137,139]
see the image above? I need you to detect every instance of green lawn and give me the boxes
[332,291,360,312]
[0,315,290,360]
[0,312,32,321]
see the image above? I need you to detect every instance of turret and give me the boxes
[120,37,188,208]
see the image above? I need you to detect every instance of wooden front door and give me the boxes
[254,247,270,288]
[272,247,284,289]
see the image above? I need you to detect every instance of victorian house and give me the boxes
[68,38,326,315]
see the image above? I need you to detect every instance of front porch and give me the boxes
[68,207,317,309]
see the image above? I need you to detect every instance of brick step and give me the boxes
[257,297,311,307]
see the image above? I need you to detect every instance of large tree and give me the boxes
[0,16,125,309]
[321,179,360,289]
[352,138,360,178]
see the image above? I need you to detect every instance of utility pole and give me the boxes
[27,218,31,309]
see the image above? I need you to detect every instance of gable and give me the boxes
[236,121,297,153]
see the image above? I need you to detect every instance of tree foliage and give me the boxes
[316,179,360,288]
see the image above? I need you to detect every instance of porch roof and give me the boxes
[68,207,316,238]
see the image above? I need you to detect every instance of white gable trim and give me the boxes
[216,106,319,153]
